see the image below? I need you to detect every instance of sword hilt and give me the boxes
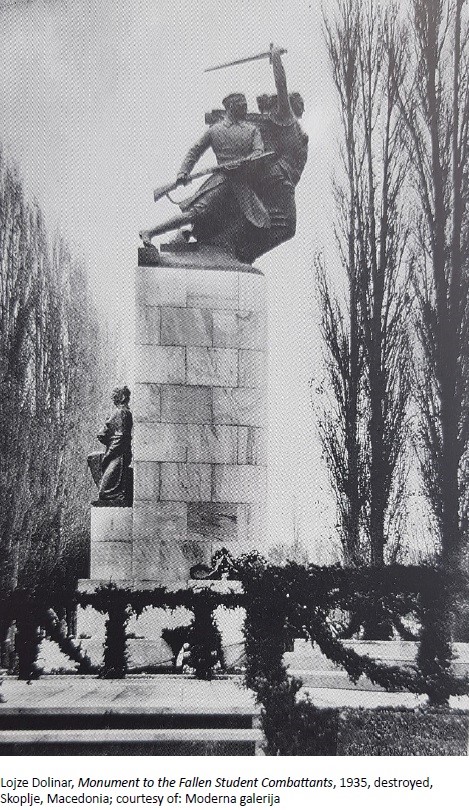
[269,43,288,64]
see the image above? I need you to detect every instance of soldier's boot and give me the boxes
[139,213,192,246]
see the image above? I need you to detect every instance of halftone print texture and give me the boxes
[0,0,468,756]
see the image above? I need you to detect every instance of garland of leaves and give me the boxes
[232,554,469,702]
[186,593,225,679]
[14,601,43,681]
[4,554,468,708]
[43,609,97,674]
[1,591,97,680]
[77,583,240,679]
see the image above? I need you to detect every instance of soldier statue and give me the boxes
[244,45,308,261]
[139,92,270,250]
[139,45,308,266]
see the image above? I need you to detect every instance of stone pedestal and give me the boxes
[90,507,133,579]
[132,265,268,582]
[79,262,266,663]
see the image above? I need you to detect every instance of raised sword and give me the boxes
[204,44,287,73]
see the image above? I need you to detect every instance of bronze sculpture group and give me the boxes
[140,45,308,265]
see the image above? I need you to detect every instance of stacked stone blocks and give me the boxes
[131,266,268,582]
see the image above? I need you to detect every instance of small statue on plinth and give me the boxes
[88,386,133,507]
[139,45,308,268]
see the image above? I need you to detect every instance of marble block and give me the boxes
[132,383,161,423]
[132,502,209,581]
[213,387,266,427]
[187,425,237,464]
[90,541,132,580]
[186,347,238,387]
[136,267,187,307]
[212,310,266,350]
[136,306,160,345]
[133,422,188,462]
[187,502,239,543]
[237,426,267,465]
[213,465,267,504]
[238,350,267,388]
[132,502,187,542]
[239,273,267,311]
[237,504,265,547]
[186,270,238,310]
[160,462,211,502]
[135,345,185,384]
[132,533,206,581]
[160,385,212,424]
[90,506,133,543]
[133,461,160,501]
[127,264,268,585]
[161,307,212,346]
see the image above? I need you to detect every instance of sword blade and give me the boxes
[204,49,286,73]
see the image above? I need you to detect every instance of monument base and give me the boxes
[90,506,132,579]
[132,261,267,582]
[137,244,260,273]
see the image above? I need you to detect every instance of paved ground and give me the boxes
[2,672,469,713]
[0,675,256,714]
[2,639,468,713]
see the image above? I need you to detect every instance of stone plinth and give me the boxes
[132,265,268,582]
[90,507,133,580]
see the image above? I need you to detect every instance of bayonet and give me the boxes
[205,44,287,73]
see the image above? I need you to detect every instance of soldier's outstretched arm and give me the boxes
[271,45,292,120]
[177,130,212,182]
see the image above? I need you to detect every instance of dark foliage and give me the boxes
[77,584,238,680]
[186,594,225,680]
[14,599,43,681]
[337,707,469,756]
[232,554,469,751]
[42,609,96,674]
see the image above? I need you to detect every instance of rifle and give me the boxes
[153,151,274,203]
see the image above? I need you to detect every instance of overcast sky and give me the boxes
[0,0,361,560]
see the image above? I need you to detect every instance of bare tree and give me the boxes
[394,0,469,693]
[319,0,368,567]
[316,260,368,566]
[356,5,412,567]
[0,156,33,591]
[321,0,412,576]
[0,149,114,619]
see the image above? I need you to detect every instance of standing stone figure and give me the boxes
[93,386,133,506]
